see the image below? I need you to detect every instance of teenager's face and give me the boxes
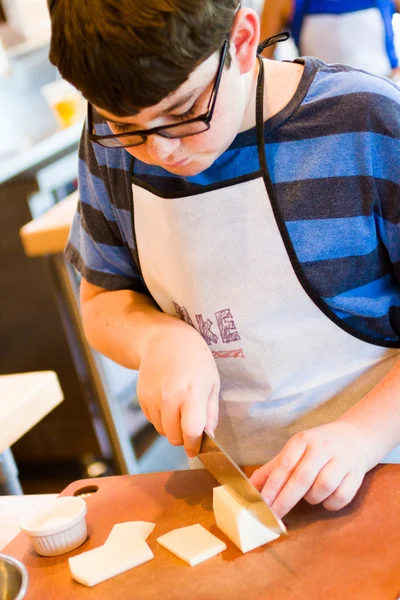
[95,46,255,176]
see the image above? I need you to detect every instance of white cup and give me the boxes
[20,496,88,557]
[41,79,85,129]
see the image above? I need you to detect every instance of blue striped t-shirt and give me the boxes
[66,57,400,347]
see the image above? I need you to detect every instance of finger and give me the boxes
[322,473,363,512]
[140,403,151,423]
[136,380,151,423]
[270,446,330,518]
[148,404,165,437]
[181,393,208,458]
[250,459,277,491]
[258,435,308,506]
[304,460,347,505]
[161,401,184,447]
[205,384,220,435]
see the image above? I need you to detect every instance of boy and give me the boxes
[260,0,399,78]
[48,0,400,519]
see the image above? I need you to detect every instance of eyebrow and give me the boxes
[95,111,134,125]
[96,90,198,126]
[164,91,196,113]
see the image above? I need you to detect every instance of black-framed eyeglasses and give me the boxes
[88,40,229,149]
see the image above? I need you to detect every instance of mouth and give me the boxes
[163,157,190,168]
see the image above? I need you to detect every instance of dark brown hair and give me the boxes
[48,0,238,116]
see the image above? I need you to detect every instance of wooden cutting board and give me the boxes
[4,465,400,600]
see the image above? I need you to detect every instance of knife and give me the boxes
[198,431,287,535]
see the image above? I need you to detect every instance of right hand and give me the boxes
[137,322,220,458]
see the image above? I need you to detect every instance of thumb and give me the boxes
[205,384,220,436]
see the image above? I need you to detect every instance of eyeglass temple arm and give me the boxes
[206,41,229,112]
[258,32,290,55]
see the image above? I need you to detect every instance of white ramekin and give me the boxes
[20,496,87,557]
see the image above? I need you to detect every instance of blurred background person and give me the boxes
[260,0,400,78]
[241,0,265,13]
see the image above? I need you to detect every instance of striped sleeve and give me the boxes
[267,64,400,342]
[65,123,148,294]
[379,114,400,286]
[363,76,400,286]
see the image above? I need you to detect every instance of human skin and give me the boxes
[96,9,292,177]
[80,7,400,515]
[250,378,400,518]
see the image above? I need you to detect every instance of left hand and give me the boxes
[250,421,374,519]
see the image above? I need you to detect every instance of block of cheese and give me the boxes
[213,485,281,553]
[106,521,155,545]
[69,533,154,587]
[157,524,226,566]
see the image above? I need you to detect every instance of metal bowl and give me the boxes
[0,554,28,600]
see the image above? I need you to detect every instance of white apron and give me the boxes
[132,58,400,466]
[300,8,392,77]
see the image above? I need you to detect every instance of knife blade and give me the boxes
[198,431,287,535]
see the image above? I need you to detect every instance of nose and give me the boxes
[145,134,181,163]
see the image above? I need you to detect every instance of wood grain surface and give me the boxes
[4,465,400,600]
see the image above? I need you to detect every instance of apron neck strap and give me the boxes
[256,55,267,173]
[255,54,280,215]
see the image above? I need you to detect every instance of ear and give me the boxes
[230,9,260,75]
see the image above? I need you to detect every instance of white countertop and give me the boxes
[0,371,63,454]
[0,494,58,550]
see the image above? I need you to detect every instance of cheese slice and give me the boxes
[213,485,281,553]
[69,534,154,587]
[157,524,226,566]
[106,521,155,545]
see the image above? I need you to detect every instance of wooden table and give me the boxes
[0,371,63,494]
[19,191,78,257]
[4,465,400,599]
